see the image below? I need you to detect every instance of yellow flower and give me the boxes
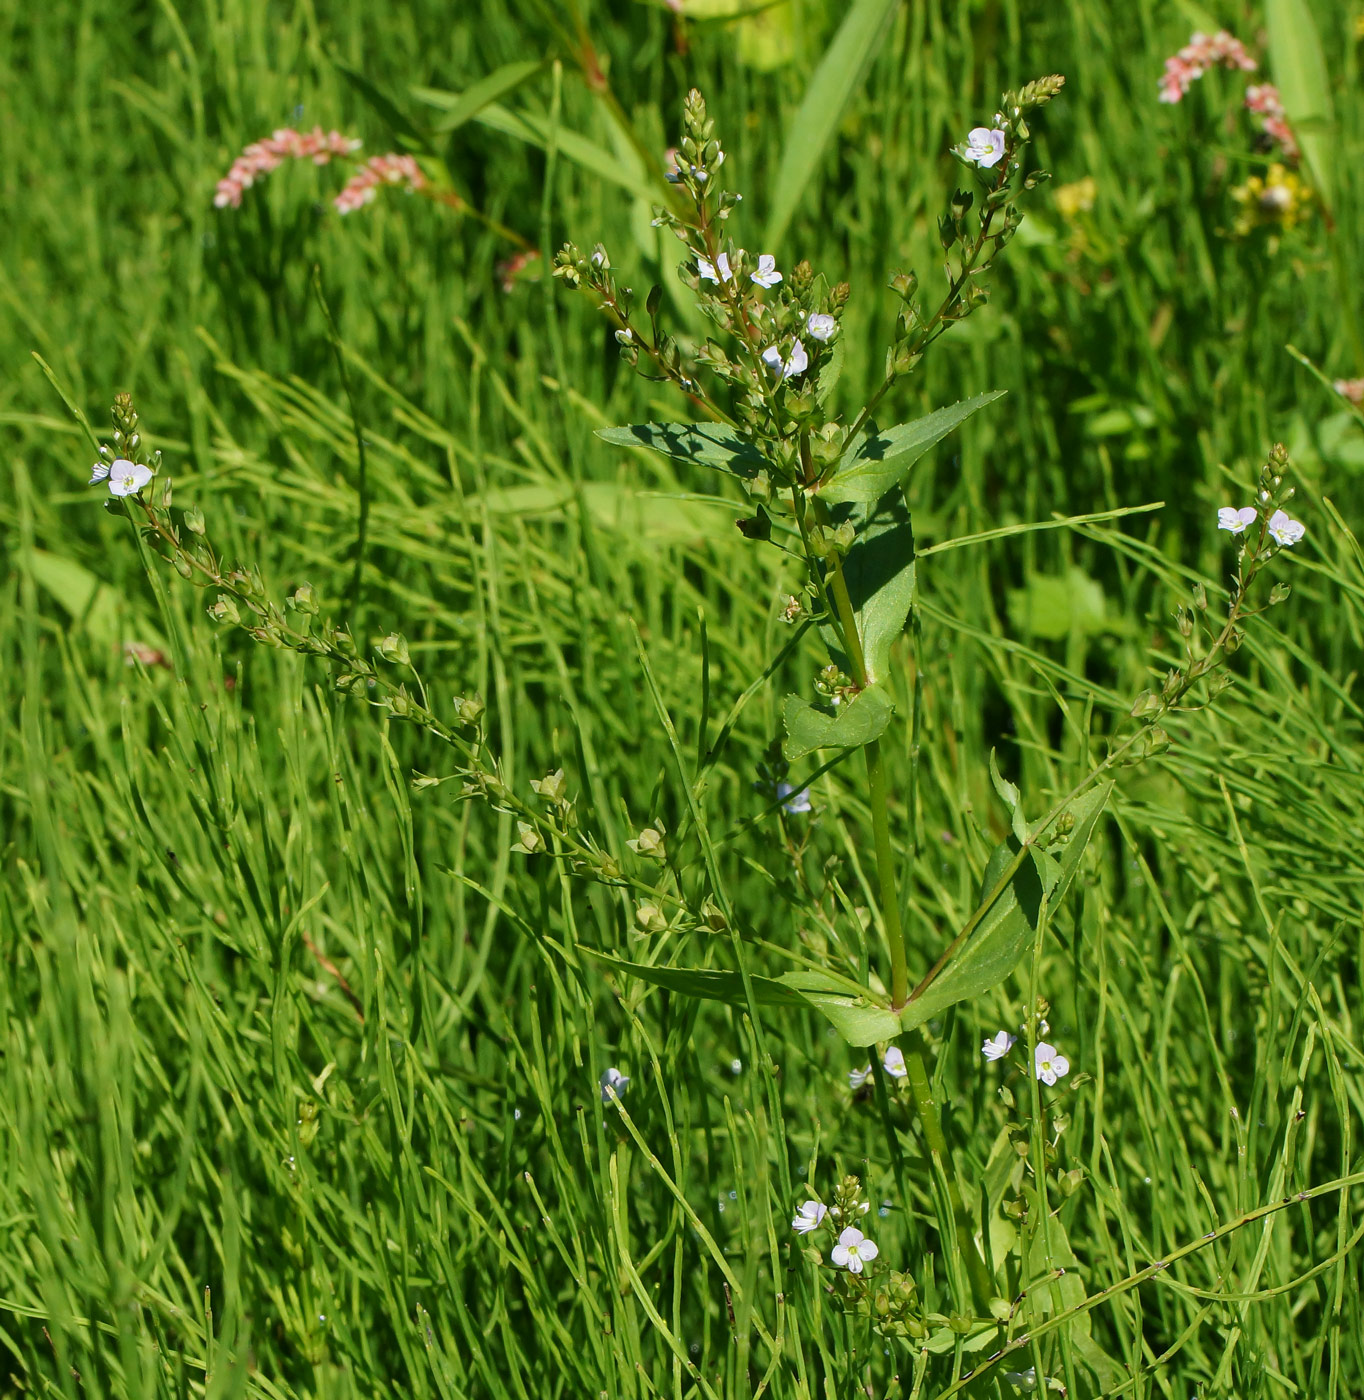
[1229,164,1313,236]
[1054,176,1097,221]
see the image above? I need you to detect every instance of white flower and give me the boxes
[1268,509,1306,546]
[697,252,733,284]
[981,1031,1017,1061]
[848,1064,872,1089]
[778,781,811,814]
[1218,506,1257,534]
[791,1200,828,1234]
[830,1226,879,1274]
[882,1047,907,1078]
[806,312,837,342]
[963,126,1007,168]
[89,460,111,484]
[107,459,153,497]
[1033,1042,1070,1086]
[599,1067,630,1104]
[761,339,809,380]
[750,254,783,288]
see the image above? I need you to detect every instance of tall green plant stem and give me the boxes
[809,497,993,1311]
[903,1048,996,1311]
[808,498,910,1008]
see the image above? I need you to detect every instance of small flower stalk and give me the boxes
[1129,444,1304,733]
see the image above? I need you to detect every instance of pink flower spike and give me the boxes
[214,125,365,211]
[1157,28,1256,102]
[333,153,427,215]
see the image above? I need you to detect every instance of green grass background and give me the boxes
[3,0,1364,1396]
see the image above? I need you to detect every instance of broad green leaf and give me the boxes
[1007,567,1108,640]
[899,782,1112,1032]
[827,496,915,685]
[25,548,164,654]
[413,62,547,134]
[596,423,766,479]
[1016,1203,1127,1392]
[899,839,1058,1035]
[583,954,898,1044]
[820,391,1006,505]
[782,686,893,760]
[1265,0,1335,211]
[778,969,900,1046]
[474,481,718,543]
[763,0,900,249]
[815,337,844,410]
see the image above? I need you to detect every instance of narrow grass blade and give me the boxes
[762,0,900,250]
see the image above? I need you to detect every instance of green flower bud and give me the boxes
[454,694,485,727]
[531,768,568,803]
[378,632,411,666]
[627,826,667,861]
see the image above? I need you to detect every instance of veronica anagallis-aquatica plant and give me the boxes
[53,76,1314,1364]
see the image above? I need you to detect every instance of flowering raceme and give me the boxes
[1244,84,1298,160]
[1157,29,1256,104]
[214,128,424,215]
[333,154,427,214]
[213,126,361,208]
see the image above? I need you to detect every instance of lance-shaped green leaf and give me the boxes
[898,838,1056,1035]
[782,686,893,760]
[583,951,900,1047]
[413,61,547,134]
[819,391,1006,505]
[1046,779,1113,906]
[596,423,766,480]
[826,496,915,685]
[898,781,1113,1032]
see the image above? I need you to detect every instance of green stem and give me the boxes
[903,1044,996,1312]
[865,739,908,1009]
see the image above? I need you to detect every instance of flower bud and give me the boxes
[512,821,544,855]
[378,632,411,665]
[182,505,206,535]
[210,595,241,625]
[627,826,667,861]
[531,768,568,803]
[889,270,918,301]
[289,583,319,615]
[454,694,485,727]
[635,901,668,933]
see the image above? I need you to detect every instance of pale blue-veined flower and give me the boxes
[963,126,1007,168]
[830,1227,879,1274]
[750,254,782,288]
